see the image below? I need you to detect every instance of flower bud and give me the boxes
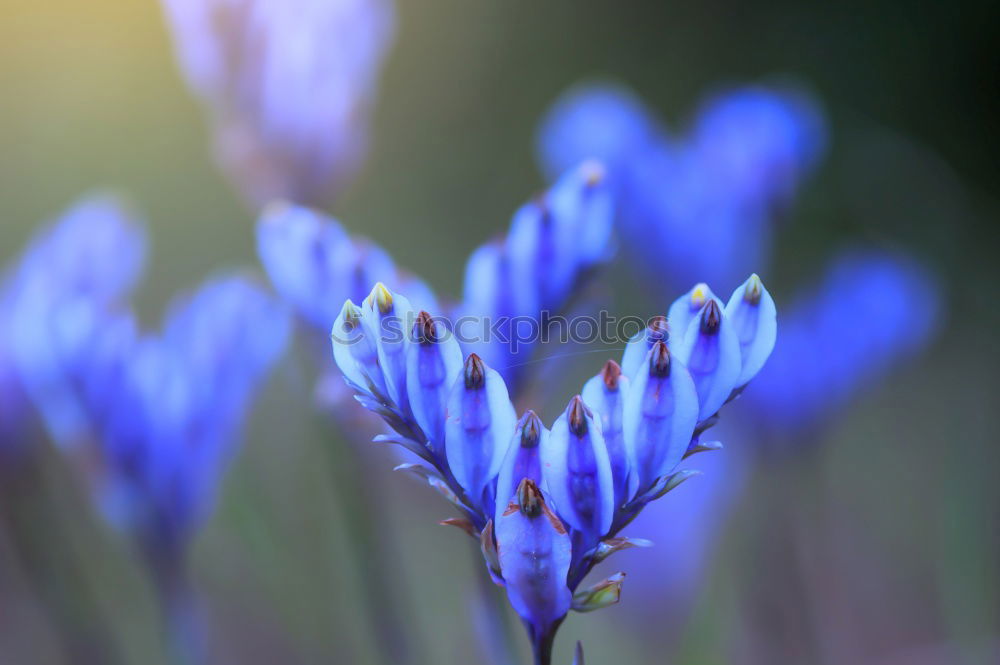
[667,282,718,349]
[362,282,415,415]
[331,299,386,397]
[445,354,517,513]
[675,299,741,420]
[581,360,631,511]
[622,341,699,492]
[495,479,572,636]
[621,315,669,379]
[406,312,463,455]
[542,396,615,542]
[724,274,777,386]
[495,411,549,524]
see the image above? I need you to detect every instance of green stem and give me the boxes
[530,620,562,665]
[144,544,205,665]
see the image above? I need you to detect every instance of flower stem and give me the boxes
[143,542,205,665]
[530,619,563,665]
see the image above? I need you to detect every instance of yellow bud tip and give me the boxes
[338,299,361,332]
[369,282,393,314]
[744,274,763,305]
[580,159,606,187]
[690,283,710,309]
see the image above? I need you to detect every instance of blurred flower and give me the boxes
[457,160,614,388]
[742,247,942,439]
[537,81,824,294]
[4,195,146,449]
[258,160,615,393]
[620,247,942,648]
[256,201,437,333]
[331,277,775,660]
[161,0,395,206]
[86,275,290,551]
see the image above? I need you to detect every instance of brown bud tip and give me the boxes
[517,478,544,518]
[414,311,437,345]
[699,300,722,335]
[650,341,671,377]
[647,315,669,342]
[744,274,763,306]
[568,395,590,436]
[464,353,485,390]
[601,359,622,391]
[521,411,542,448]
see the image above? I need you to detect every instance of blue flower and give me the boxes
[537,81,824,293]
[495,479,572,646]
[495,411,548,524]
[330,277,775,659]
[542,396,615,545]
[458,161,614,387]
[407,311,464,456]
[262,165,614,396]
[444,353,517,516]
[580,361,631,511]
[160,0,395,206]
[257,202,438,333]
[621,341,699,493]
[5,195,146,448]
[89,275,289,549]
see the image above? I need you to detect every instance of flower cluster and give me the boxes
[5,196,146,449]
[537,82,824,292]
[256,161,614,391]
[331,275,776,659]
[82,276,290,553]
[160,0,395,206]
[2,196,289,554]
